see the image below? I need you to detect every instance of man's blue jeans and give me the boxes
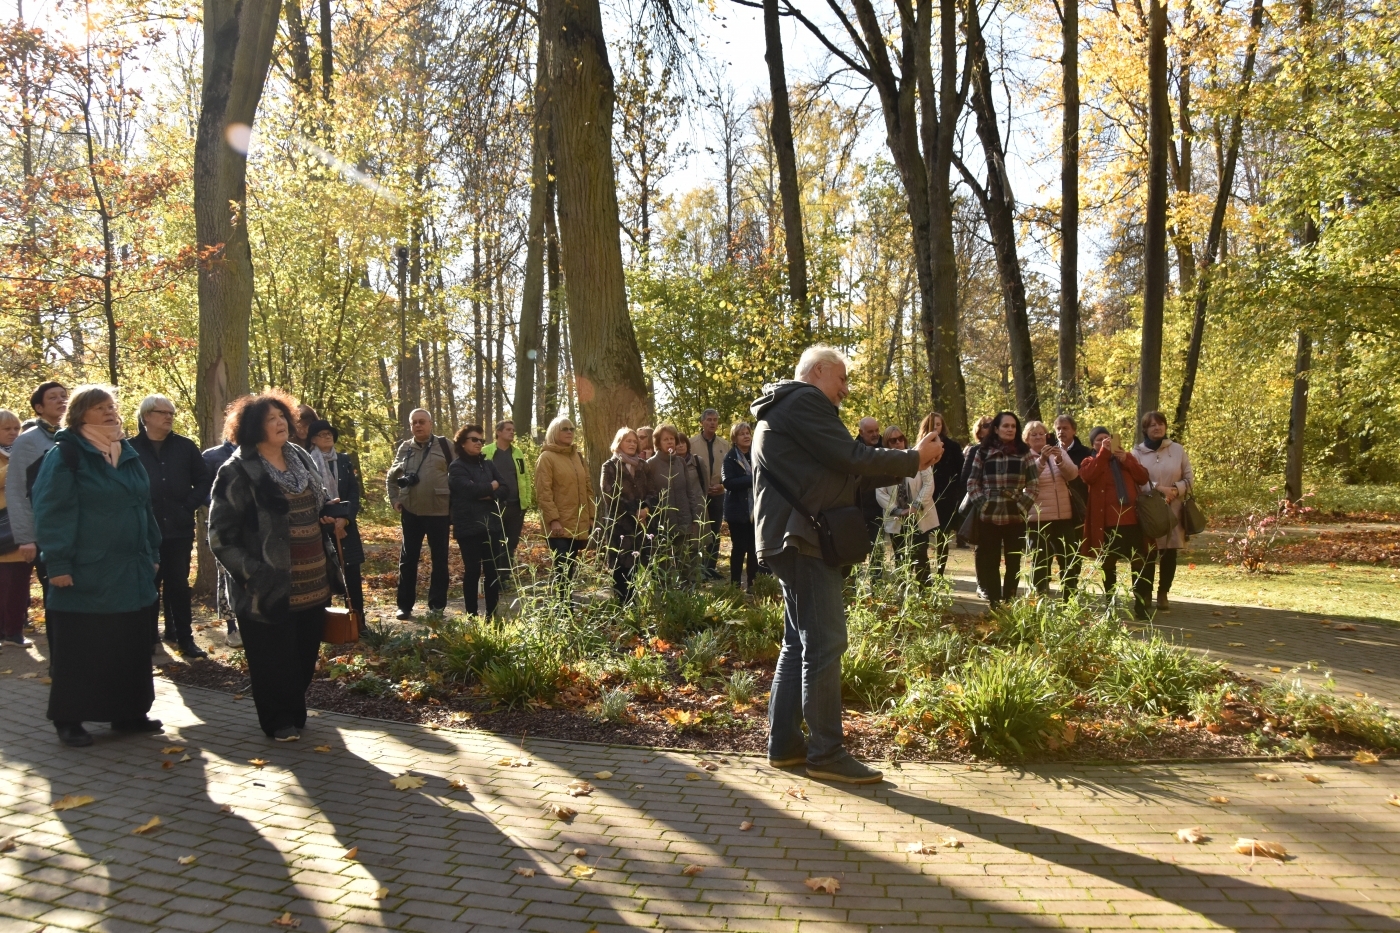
[766,549,848,765]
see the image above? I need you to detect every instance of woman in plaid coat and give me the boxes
[965,411,1039,607]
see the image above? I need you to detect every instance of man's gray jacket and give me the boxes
[3,420,58,546]
[750,381,920,560]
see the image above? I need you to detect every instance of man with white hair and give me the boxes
[130,394,211,658]
[387,408,454,620]
[751,345,943,784]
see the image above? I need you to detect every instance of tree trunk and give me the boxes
[513,31,550,437]
[542,175,562,433]
[1137,0,1169,432]
[545,0,650,475]
[1172,0,1264,437]
[1059,0,1079,400]
[965,1,1040,422]
[763,0,809,335]
[284,0,314,96]
[472,227,484,426]
[1285,328,1311,503]
[318,0,333,102]
[194,0,281,450]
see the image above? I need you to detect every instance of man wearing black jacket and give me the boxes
[131,394,211,658]
[752,347,942,784]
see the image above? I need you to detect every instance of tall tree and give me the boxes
[762,0,810,334]
[544,0,650,471]
[194,0,282,448]
[1136,0,1169,431]
[961,0,1040,421]
[513,29,550,437]
[1058,0,1079,400]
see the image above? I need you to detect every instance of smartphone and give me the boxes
[1110,435,1125,455]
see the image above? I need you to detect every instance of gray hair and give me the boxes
[0,408,20,430]
[63,384,117,430]
[409,408,432,422]
[794,345,851,380]
[544,416,575,447]
[138,394,175,425]
[701,408,718,419]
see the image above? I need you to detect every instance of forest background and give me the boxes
[2,0,1398,511]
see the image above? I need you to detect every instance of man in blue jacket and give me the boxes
[752,346,941,784]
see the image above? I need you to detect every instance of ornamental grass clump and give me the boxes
[1259,678,1400,749]
[916,646,1072,758]
[1094,631,1222,715]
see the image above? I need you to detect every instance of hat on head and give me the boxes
[1088,426,1111,445]
[308,419,338,441]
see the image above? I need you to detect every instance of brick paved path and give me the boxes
[3,672,1400,932]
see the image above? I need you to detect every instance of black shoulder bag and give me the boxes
[759,468,871,569]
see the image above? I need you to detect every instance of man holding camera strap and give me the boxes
[387,409,454,620]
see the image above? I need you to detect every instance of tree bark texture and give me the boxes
[318,0,333,101]
[1171,0,1264,437]
[542,175,563,433]
[545,0,650,477]
[194,0,282,450]
[1059,0,1079,399]
[284,0,314,96]
[966,2,1039,422]
[513,32,550,438]
[1137,0,1169,433]
[763,0,809,335]
[1285,329,1311,503]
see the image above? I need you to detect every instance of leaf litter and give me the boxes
[1176,827,1208,844]
[390,774,426,790]
[131,816,162,835]
[51,794,95,811]
[804,877,840,894]
[1234,838,1289,861]
[566,780,593,797]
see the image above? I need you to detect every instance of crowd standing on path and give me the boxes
[2,349,1195,776]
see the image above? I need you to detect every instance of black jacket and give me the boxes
[328,451,364,565]
[931,434,965,526]
[750,381,919,560]
[131,430,211,539]
[721,445,755,525]
[1062,436,1093,505]
[448,455,506,536]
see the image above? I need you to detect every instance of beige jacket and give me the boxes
[535,443,595,539]
[1133,440,1194,549]
[387,435,453,517]
[690,431,731,497]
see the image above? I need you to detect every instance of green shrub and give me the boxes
[725,669,759,706]
[842,637,900,710]
[679,628,727,683]
[931,647,1071,757]
[597,687,631,723]
[479,646,563,709]
[438,623,513,684]
[1260,678,1400,749]
[623,652,670,697]
[349,673,391,697]
[750,573,782,601]
[653,588,713,642]
[359,622,395,650]
[902,629,967,679]
[1094,632,1221,714]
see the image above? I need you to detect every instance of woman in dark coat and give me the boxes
[308,420,365,622]
[209,392,345,741]
[448,425,507,617]
[721,421,763,591]
[600,427,655,603]
[33,385,163,747]
[918,411,963,574]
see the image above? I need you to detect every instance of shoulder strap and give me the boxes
[437,435,451,463]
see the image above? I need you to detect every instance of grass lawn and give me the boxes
[1171,549,1400,624]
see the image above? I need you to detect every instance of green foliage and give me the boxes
[597,687,632,723]
[725,669,759,706]
[1259,678,1400,750]
[842,637,900,710]
[678,628,727,684]
[478,647,563,710]
[1093,632,1222,715]
[349,673,391,697]
[921,648,1072,758]
[623,652,670,697]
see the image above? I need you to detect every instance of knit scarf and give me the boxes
[1143,436,1166,451]
[262,443,315,495]
[615,450,645,475]
[80,423,124,467]
[734,447,753,474]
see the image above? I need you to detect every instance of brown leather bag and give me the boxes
[322,535,361,644]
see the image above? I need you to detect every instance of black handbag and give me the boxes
[957,496,982,546]
[1181,492,1207,537]
[1136,488,1177,540]
[0,507,16,556]
[760,469,871,569]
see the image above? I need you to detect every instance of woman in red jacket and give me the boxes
[1078,427,1152,619]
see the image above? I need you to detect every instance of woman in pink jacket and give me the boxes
[1024,421,1080,595]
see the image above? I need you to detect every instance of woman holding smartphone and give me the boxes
[1079,427,1152,619]
[1023,421,1080,595]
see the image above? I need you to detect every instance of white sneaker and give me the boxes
[226,626,243,648]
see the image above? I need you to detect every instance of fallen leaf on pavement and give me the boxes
[219,805,233,813]
[569,864,595,878]
[567,780,593,797]
[447,778,469,791]
[546,804,577,821]
[804,877,840,894]
[1254,773,1282,783]
[739,820,753,831]
[1386,795,1400,808]
[306,710,320,717]
[0,835,16,852]
[249,759,268,768]
[51,794,95,811]
[343,847,358,860]
[132,816,162,835]
[513,866,536,877]
[594,771,613,780]
[272,912,301,928]
[374,886,390,898]
[1353,751,1380,765]
[1334,624,1356,631]
[1269,667,1282,673]
[1303,774,1324,784]
[161,761,174,770]
[904,841,939,854]
[498,756,532,767]
[177,855,197,865]
[313,746,331,753]
[939,836,962,848]
[161,746,186,754]
[784,786,808,800]
[1228,643,1246,647]
[18,672,37,679]
[37,677,49,684]
[390,774,426,790]
[1176,827,1207,844]
[684,773,701,781]
[698,761,718,771]
[1362,668,1374,674]
[682,864,704,875]
[1208,623,1224,628]
[1207,796,1230,804]
[180,754,192,763]
[572,847,588,857]
[1234,838,1288,860]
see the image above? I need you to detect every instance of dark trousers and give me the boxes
[397,511,450,613]
[151,536,194,644]
[1102,524,1151,615]
[499,502,524,578]
[975,520,1026,605]
[930,529,952,575]
[239,605,325,736]
[701,496,724,574]
[890,528,932,585]
[0,562,33,639]
[344,563,364,618]
[456,532,501,616]
[729,521,760,588]
[1144,547,1179,596]
[548,537,585,591]
[1028,519,1079,594]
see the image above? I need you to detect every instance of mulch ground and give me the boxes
[1272,528,1400,567]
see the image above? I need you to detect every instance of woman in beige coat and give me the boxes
[1132,410,1194,611]
[535,416,595,588]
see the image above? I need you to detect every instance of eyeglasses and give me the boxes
[560,427,574,432]
[465,437,483,444]
[888,434,906,444]
[149,410,175,417]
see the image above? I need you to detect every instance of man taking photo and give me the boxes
[751,346,942,785]
[387,409,454,620]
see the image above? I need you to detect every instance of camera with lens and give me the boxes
[396,471,421,489]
